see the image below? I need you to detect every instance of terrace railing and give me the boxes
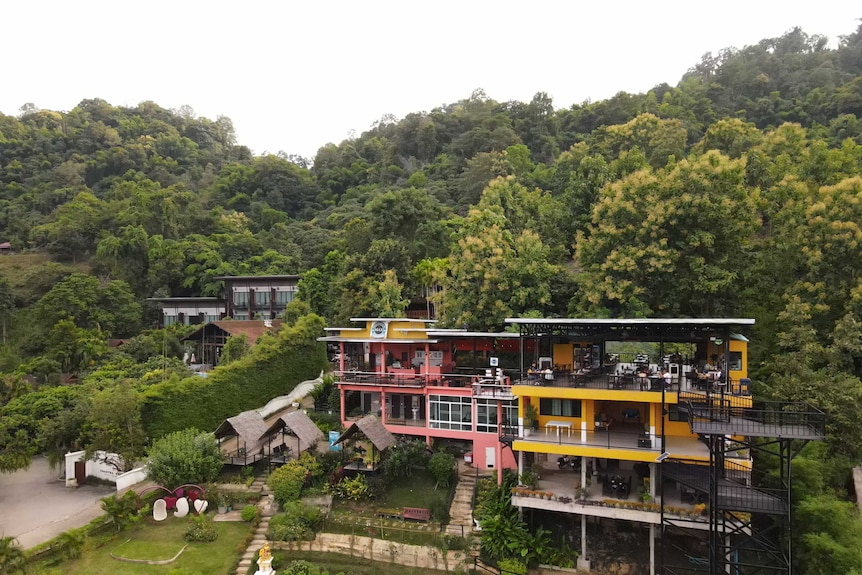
[677,393,826,439]
[337,370,474,388]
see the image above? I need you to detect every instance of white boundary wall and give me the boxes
[64,450,133,488]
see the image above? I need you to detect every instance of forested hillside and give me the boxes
[2,25,862,572]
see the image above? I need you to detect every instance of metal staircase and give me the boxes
[661,392,825,575]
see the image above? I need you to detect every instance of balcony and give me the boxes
[509,426,710,461]
[335,371,485,389]
[678,394,826,439]
[472,381,515,400]
[515,371,751,397]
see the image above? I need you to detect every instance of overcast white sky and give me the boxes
[1,1,859,159]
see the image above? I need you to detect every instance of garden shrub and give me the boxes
[267,502,321,541]
[269,463,310,507]
[101,490,142,532]
[327,474,371,501]
[428,497,450,523]
[498,558,527,574]
[146,428,223,488]
[184,514,218,542]
[241,505,259,522]
[428,451,456,489]
[383,439,430,479]
[267,451,324,507]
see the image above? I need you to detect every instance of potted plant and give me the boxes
[520,470,540,489]
[216,492,228,514]
[524,403,539,435]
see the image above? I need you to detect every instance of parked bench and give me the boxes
[402,507,431,522]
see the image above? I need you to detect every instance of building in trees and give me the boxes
[149,274,301,327]
[183,320,282,367]
[320,317,522,473]
[148,296,225,327]
[215,274,300,320]
[502,317,824,575]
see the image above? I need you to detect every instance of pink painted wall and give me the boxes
[338,383,516,471]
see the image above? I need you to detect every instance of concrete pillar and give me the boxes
[581,420,587,443]
[576,514,591,572]
[518,450,524,478]
[650,463,658,502]
[581,459,587,492]
[339,389,346,424]
[380,390,386,424]
[650,524,656,575]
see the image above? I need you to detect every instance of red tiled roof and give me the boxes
[212,320,284,342]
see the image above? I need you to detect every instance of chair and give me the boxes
[153,499,168,521]
[174,497,189,518]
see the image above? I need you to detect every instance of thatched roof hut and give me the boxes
[333,414,395,452]
[260,410,325,455]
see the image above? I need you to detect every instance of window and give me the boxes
[429,395,472,431]
[255,291,270,306]
[233,291,249,309]
[539,398,581,418]
[233,313,248,320]
[163,314,177,327]
[476,399,517,433]
[205,314,220,323]
[275,290,293,306]
[728,351,743,371]
[668,405,683,422]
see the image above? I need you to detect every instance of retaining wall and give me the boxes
[275,532,471,572]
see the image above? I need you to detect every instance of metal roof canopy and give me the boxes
[504,317,755,342]
[317,336,440,344]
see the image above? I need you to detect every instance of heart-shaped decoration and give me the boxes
[194,499,208,514]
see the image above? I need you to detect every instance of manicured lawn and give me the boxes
[380,471,450,509]
[278,551,448,574]
[60,519,252,575]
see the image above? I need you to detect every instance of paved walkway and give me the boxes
[234,474,275,575]
[0,456,115,549]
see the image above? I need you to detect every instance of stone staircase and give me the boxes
[234,475,276,575]
[445,463,484,536]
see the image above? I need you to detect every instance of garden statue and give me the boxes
[255,541,275,574]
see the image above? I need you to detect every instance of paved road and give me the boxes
[0,455,115,549]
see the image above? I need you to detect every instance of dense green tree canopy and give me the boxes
[1,22,862,570]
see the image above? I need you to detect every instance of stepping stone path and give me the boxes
[234,474,275,575]
[445,462,488,537]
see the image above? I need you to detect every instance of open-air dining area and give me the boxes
[516,368,750,396]
[511,457,711,524]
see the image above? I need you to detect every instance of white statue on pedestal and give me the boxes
[255,541,275,575]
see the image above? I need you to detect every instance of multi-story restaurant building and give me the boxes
[502,317,824,575]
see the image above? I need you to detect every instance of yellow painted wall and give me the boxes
[353,319,430,340]
[553,343,574,368]
[729,339,747,379]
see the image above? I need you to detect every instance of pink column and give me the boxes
[496,400,504,485]
[339,389,346,424]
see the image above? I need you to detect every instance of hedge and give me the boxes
[141,314,327,439]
